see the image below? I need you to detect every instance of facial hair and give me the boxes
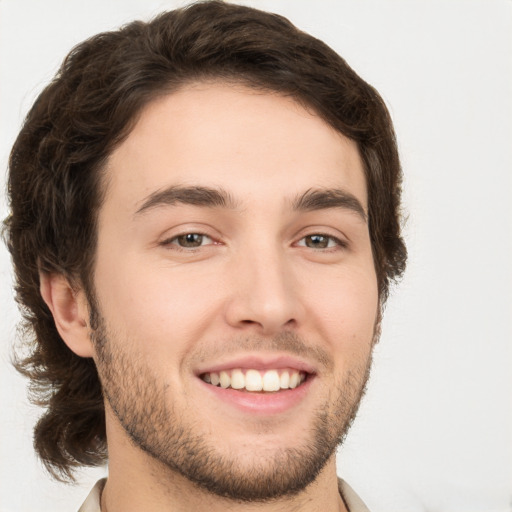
[91,313,374,503]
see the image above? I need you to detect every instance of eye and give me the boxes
[297,234,345,250]
[165,233,213,249]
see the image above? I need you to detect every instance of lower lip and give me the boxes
[198,377,314,415]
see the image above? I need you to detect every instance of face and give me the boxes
[89,83,379,501]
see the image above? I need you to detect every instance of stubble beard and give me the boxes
[91,313,374,503]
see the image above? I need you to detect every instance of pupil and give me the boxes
[307,235,328,248]
[179,234,202,247]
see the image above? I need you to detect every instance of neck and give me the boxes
[102,462,346,512]
[101,418,347,512]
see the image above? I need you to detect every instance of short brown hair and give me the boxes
[4,0,406,481]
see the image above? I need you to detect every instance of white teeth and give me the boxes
[219,371,230,389]
[262,370,280,392]
[231,369,245,389]
[201,369,307,392]
[279,372,290,389]
[245,369,263,391]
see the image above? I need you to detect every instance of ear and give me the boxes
[39,273,95,358]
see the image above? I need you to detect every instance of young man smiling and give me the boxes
[4,2,406,511]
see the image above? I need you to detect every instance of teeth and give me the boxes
[201,368,308,392]
[279,371,290,389]
[210,373,220,386]
[219,371,230,389]
[262,370,280,392]
[245,369,263,391]
[231,369,245,390]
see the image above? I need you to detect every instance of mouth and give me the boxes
[200,368,308,393]
[195,355,317,414]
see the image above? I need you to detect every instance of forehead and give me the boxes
[103,82,367,215]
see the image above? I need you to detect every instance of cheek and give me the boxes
[305,265,379,353]
[92,252,225,350]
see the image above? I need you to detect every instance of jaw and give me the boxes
[100,352,370,510]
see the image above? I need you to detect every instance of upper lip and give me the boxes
[194,354,317,376]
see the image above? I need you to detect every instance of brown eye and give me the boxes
[304,234,329,248]
[173,233,210,248]
[297,234,345,250]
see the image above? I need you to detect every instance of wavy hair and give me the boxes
[4,0,406,481]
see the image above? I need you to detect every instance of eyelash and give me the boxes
[160,232,347,252]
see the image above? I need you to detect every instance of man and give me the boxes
[4,1,406,511]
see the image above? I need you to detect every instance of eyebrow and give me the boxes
[135,185,239,215]
[291,188,367,222]
[135,184,367,222]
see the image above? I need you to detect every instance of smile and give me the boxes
[200,368,308,392]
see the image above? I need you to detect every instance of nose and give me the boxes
[224,243,302,335]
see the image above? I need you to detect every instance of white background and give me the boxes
[1,1,511,511]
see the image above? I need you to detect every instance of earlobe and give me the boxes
[39,273,95,358]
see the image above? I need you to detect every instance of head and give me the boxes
[4,0,406,496]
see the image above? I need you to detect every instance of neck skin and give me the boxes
[100,407,347,512]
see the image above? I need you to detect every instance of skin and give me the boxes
[42,83,379,512]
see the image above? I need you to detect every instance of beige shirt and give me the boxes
[78,478,370,512]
